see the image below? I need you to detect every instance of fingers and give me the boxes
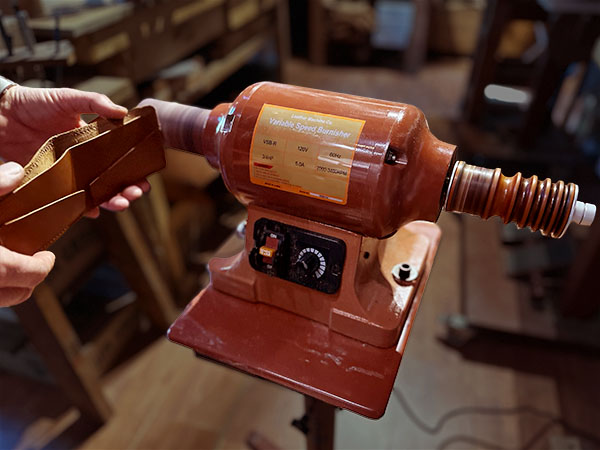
[85,182,148,215]
[84,207,100,219]
[101,195,129,211]
[0,162,24,196]
[56,88,128,119]
[99,180,150,212]
[0,247,55,288]
[0,287,32,307]
[138,180,151,193]
[122,185,143,199]
[0,248,55,306]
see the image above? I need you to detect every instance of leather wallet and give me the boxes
[0,106,166,255]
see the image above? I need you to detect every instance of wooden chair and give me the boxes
[12,200,181,426]
[463,0,600,145]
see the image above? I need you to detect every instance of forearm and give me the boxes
[0,76,18,162]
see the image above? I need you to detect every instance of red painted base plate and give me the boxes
[167,222,441,419]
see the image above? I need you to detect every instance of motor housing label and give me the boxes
[249,104,365,204]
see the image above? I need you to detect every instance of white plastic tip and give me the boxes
[572,201,596,227]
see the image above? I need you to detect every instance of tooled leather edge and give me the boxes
[20,106,158,186]
[0,106,159,207]
[21,123,103,183]
[0,106,164,253]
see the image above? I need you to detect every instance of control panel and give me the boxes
[249,218,346,294]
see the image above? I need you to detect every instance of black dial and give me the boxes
[250,219,346,294]
[296,248,326,278]
[297,253,319,276]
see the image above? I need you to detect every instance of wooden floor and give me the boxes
[2,58,599,450]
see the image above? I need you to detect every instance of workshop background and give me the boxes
[1,0,600,449]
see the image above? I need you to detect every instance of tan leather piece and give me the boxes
[1,191,87,255]
[20,120,117,184]
[0,106,166,255]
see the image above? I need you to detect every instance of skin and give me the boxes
[0,86,150,306]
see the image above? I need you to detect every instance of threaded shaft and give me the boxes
[445,161,579,238]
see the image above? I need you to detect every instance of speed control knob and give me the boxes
[296,248,326,278]
[297,253,319,276]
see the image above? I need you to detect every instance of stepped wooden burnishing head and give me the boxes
[444,161,596,238]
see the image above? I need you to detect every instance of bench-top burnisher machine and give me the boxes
[140,82,596,422]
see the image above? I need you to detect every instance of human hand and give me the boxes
[0,162,55,306]
[0,85,150,215]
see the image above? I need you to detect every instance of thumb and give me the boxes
[32,250,56,273]
[0,162,24,196]
[57,88,128,119]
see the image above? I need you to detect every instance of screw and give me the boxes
[398,263,411,280]
[385,149,397,164]
[331,264,341,275]
[392,263,417,284]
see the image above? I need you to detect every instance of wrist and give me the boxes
[0,76,17,102]
[0,78,18,161]
[0,77,17,116]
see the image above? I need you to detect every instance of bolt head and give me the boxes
[392,263,418,285]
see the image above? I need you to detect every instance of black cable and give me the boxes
[392,388,600,449]
[436,434,511,450]
[393,389,557,434]
[435,422,559,450]
[519,420,561,450]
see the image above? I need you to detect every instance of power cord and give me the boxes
[392,388,600,450]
